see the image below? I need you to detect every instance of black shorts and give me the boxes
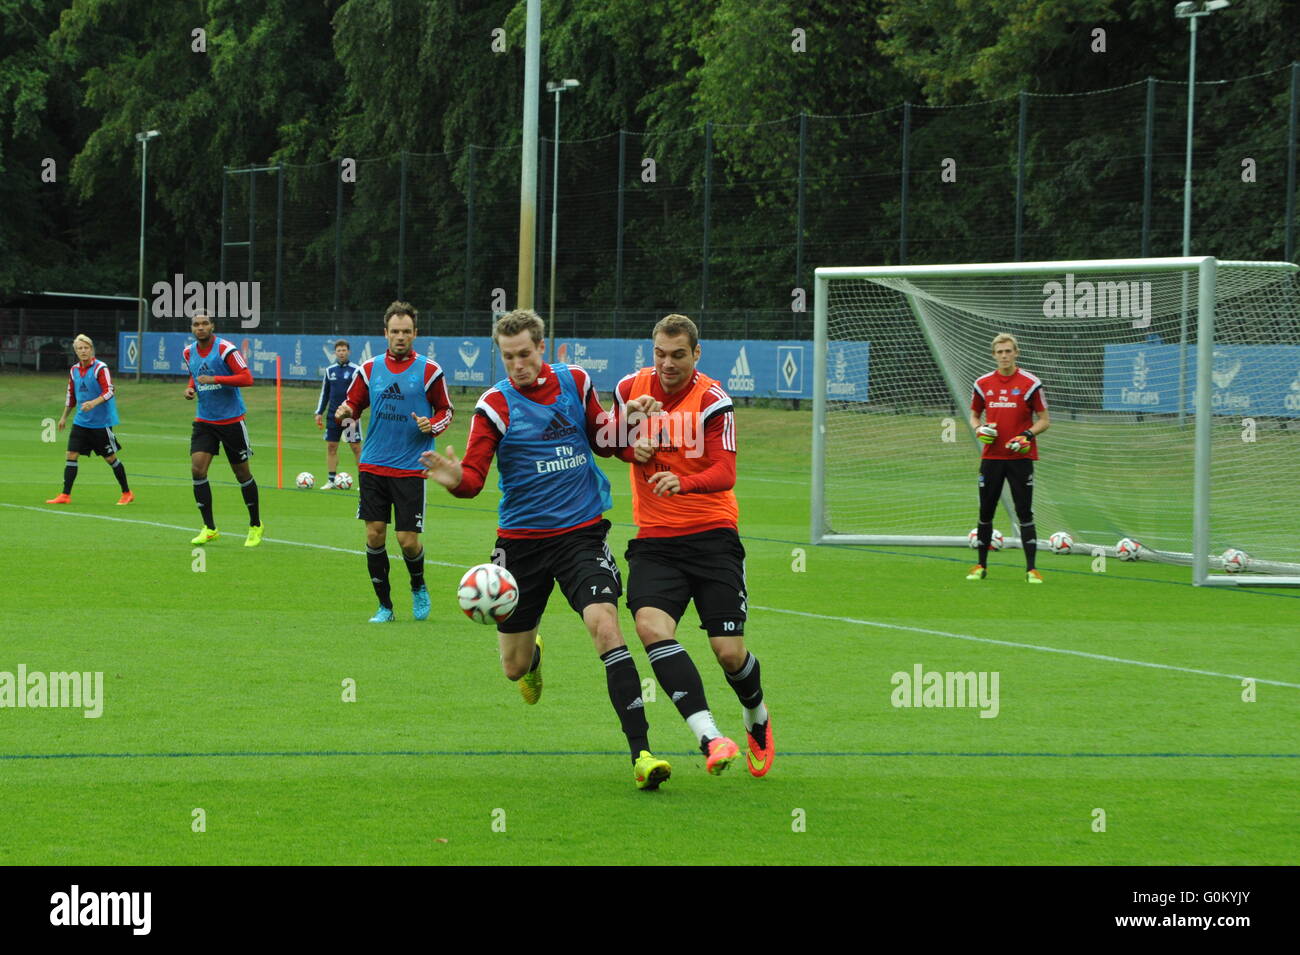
[625,527,747,637]
[324,412,362,444]
[357,471,425,532]
[68,424,121,457]
[978,458,1034,523]
[491,519,622,634]
[190,419,253,462]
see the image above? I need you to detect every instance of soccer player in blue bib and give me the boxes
[314,339,363,488]
[335,302,453,622]
[184,312,263,547]
[47,334,132,506]
[421,309,674,791]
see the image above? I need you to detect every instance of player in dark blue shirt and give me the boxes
[314,340,363,488]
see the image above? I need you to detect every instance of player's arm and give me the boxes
[207,346,253,387]
[969,388,997,443]
[1022,408,1050,438]
[649,409,737,497]
[605,375,656,462]
[1004,388,1049,451]
[424,406,502,496]
[413,365,454,436]
[574,367,620,459]
[1027,386,1050,437]
[314,371,329,427]
[183,346,196,399]
[336,366,369,421]
[58,372,74,428]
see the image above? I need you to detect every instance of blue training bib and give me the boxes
[495,363,612,529]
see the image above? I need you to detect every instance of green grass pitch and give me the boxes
[1,372,1295,865]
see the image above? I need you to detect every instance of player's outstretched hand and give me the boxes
[976,425,998,444]
[646,470,681,497]
[421,445,463,489]
[411,411,432,434]
[334,402,352,422]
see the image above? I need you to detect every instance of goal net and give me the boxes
[811,257,1300,586]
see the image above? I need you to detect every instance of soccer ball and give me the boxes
[457,563,520,625]
[1048,531,1073,555]
[333,471,354,490]
[295,471,315,489]
[968,528,1004,551]
[1222,548,1249,574]
[1115,537,1142,561]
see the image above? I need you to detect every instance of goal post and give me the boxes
[811,256,1300,586]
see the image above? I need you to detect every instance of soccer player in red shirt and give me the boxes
[184,312,262,547]
[967,333,1051,582]
[421,309,674,790]
[335,303,453,623]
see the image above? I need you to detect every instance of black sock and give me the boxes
[977,521,992,566]
[601,646,649,761]
[645,639,711,722]
[404,548,425,590]
[724,651,764,709]
[240,477,260,526]
[62,461,78,494]
[109,459,129,492]
[329,472,336,480]
[194,478,214,528]
[1021,522,1038,571]
[367,546,392,609]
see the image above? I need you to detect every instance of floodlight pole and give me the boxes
[1175,1,1228,425]
[546,79,580,360]
[135,130,160,381]
[517,0,541,312]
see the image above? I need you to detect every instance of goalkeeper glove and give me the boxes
[976,425,998,444]
[1006,431,1034,454]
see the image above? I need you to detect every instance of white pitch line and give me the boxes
[753,605,1300,690]
[0,503,463,568]
[8,502,1296,688]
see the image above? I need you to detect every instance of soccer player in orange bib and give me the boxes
[967,333,1051,583]
[606,314,773,777]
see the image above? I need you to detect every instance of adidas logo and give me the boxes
[626,698,645,710]
[376,381,403,405]
[671,691,687,702]
[728,346,755,392]
[601,586,613,594]
[540,412,579,441]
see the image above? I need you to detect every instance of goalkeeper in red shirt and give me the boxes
[967,333,1051,583]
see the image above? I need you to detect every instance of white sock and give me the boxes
[685,710,721,743]
[743,703,769,732]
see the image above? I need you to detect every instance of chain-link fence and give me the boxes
[204,66,1296,340]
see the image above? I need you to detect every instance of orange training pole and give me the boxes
[276,355,283,489]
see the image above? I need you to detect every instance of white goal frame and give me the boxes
[811,256,1300,588]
